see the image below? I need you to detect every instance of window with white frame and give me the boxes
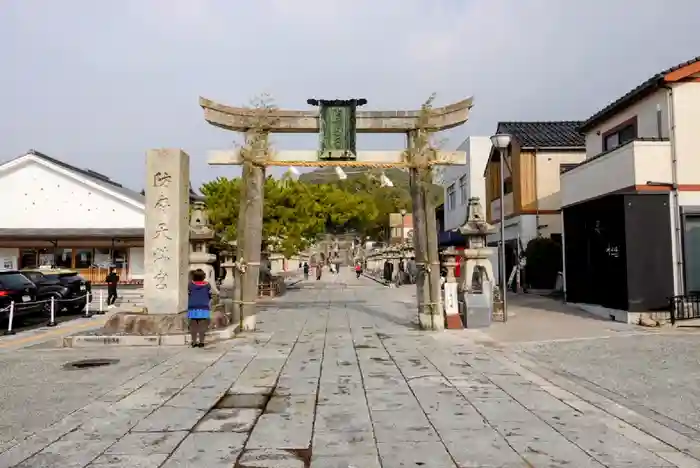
[459,175,467,204]
[684,215,700,293]
[602,117,637,152]
[447,184,456,211]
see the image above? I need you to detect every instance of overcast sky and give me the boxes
[2,0,699,191]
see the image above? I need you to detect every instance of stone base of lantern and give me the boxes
[491,301,517,321]
[492,301,505,321]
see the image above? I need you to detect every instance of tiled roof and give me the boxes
[11,150,204,205]
[579,56,700,132]
[25,150,145,203]
[0,228,144,239]
[496,121,585,149]
[189,183,204,202]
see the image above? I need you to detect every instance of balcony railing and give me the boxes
[561,139,671,207]
[670,294,700,324]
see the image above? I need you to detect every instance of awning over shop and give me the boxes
[0,228,144,239]
[438,229,466,247]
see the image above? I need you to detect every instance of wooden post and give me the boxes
[443,247,463,329]
[239,131,267,331]
[233,165,248,328]
[424,176,444,330]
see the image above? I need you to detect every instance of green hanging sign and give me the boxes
[307,98,367,160]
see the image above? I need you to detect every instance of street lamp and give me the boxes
[490,133,512,322]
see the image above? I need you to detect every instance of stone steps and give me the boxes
[90,287,144,307]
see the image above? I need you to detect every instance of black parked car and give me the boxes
[22,268,92,315]
[0,270,43,320]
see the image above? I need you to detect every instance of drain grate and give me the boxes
[63,358,120,370]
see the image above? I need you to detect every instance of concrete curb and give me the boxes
[62,323,240,348]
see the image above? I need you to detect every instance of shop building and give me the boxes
[0,150,145,283]
[561,56,700,321]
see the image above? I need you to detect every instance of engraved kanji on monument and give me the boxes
[144,149,190,315]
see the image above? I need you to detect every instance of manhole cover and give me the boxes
[63,358,120,370]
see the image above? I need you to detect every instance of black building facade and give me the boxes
[563,192,674,312]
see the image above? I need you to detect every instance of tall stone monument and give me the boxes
[102,149,192,335]
[144,149,190,315]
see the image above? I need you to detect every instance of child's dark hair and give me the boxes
[192,269,206,282]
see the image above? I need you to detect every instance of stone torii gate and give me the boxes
[199,95,473,331]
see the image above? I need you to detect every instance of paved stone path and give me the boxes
[1,271,700,466]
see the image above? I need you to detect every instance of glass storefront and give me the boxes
[684,215,700,293]
[17,247,133,283]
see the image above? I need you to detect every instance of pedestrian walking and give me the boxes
[303,262,309,280]
[105,267,119,309]
[316,263,323,281]
[383,259,393,283]
[355,262,362,279]
[398,258,406,286]
[407,257,417,284]
[188,269,212,348]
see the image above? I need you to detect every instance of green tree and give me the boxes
[263,177,325,256]
[201,176,242,243]
[201,176,380,257]
[335,173,410,241]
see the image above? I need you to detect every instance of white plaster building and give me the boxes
[561,56,700,321]
[441,136,491,232]
[0,150,146,283]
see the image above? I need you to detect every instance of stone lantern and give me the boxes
[457,197,497,326]
[189,199,219,295]
[218,248,237,323]
[219,248,236,293]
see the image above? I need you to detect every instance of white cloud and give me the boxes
[2,0,700,185]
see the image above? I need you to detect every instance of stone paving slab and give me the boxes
[160,432,247,467]
[88,453,169,468]
[2,271,700,467]
[194,408,260,432]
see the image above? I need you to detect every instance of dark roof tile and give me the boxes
[579,56,700,132]
[496,121,585,149]
[26,150,145,203]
